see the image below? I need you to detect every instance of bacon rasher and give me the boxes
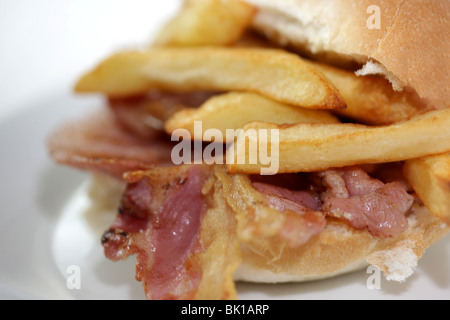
[102,165,241,300]
[47,109,174,179]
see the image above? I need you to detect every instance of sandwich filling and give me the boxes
[49,96,417,299]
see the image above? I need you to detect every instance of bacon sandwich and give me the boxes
[48,0,450,300]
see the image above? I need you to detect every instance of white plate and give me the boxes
[0,0,449,301]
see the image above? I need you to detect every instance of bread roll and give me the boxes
[245,0,450,109]
[235,203,448,283]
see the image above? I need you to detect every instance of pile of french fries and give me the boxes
[75,0,450,225]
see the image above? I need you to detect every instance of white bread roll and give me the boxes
[244,0,450,109]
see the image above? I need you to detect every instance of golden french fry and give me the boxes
[165,92,340,142]
[75,48,346,110]
[227,108,450,174]
[404,154,450,224]
[154,0,256,47]
[310,62,431,125]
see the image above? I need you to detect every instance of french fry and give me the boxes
[404,154,450,224]
[310,62,431,125]
[75,48,346,110]
[154,0,256,47]
[227,108,450,174]
[165,92,340,142]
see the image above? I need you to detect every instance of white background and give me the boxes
[0,0,181,121]
[0,0,182,300]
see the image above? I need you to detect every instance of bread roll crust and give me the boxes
[246,0,450,109]
[234,203,449,283]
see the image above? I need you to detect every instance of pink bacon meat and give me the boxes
[102,165,210,300]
